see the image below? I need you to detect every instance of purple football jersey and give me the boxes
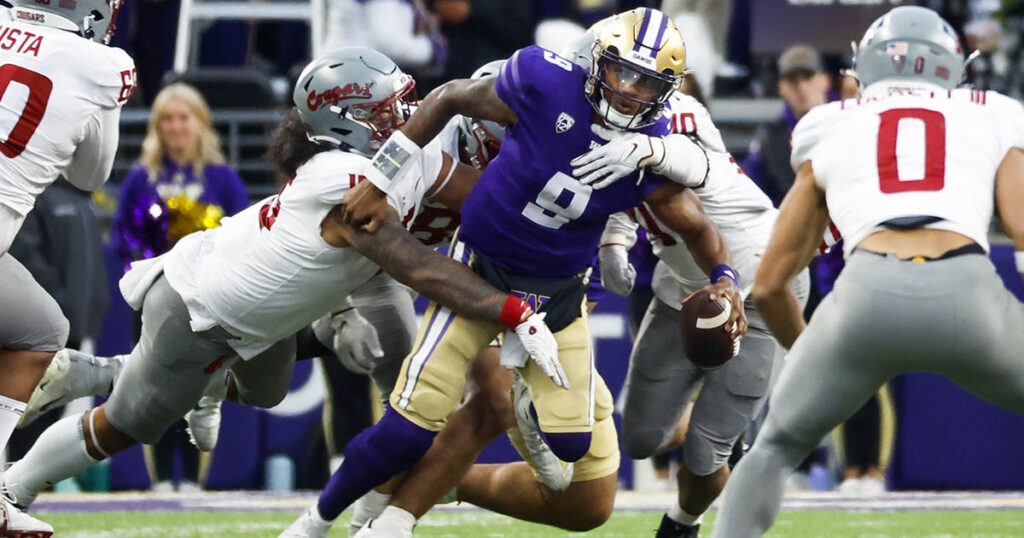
[459,46,672,279]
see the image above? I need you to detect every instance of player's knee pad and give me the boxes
[543,431,591,463]
[682,430,733,477]
[25,308,69,353]
[238,385,288,409]
[622,428,664,460]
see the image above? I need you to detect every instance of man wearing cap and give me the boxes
[743,44,832,208]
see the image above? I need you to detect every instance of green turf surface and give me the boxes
[39,509,1024,537]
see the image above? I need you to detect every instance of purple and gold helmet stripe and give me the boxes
[633,9,668,57]
[650,12,668,58]
[633,9,652,52]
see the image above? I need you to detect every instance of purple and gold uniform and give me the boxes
[389,46,674,483]
[461,45,671,279]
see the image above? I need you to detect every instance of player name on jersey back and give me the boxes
[791,83,1024,257]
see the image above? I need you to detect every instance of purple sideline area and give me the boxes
[94,245,1024,492]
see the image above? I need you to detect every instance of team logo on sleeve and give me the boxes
[555,112,575,134]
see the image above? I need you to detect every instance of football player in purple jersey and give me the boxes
[288,8,747,537]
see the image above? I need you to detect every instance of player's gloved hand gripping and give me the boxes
[572,124,709,190]
[683,265,748,341]
[571,124,665,189]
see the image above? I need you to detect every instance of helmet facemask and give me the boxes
[332,74,416,153]
[82,0,121,44]
[588,44,681,130]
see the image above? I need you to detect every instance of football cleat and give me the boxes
[184,396,222,452]
[511,374,573,492]
[0,496,53,538]
[279,505,333,538]
[655,514,699,538]
[20,349,124,427]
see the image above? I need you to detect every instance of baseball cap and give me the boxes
[778,45,823,78]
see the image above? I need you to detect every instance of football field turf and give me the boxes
[35,491,1024,537]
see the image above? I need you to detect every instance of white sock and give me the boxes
[376,505,416,532]
[4,413,99,507]
[0,395,27,453]
[667,502,704,526]
[348,489,391,536]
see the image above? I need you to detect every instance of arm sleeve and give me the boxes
[601,211,639,248]
[63,106,120,191]
[366,0,433,66]
[650,134,709,188]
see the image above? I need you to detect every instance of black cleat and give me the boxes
[655,514,700,538]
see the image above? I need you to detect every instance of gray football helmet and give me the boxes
[11,0,122,44]
[853,6,965,90]
[458,60,506,170]
[293,47,416,156]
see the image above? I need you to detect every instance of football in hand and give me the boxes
[680,289,740,369]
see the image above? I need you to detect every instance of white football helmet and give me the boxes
[294,47,416,156]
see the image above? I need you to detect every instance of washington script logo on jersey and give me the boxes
[555,112,575,134]
[306,82,375,111]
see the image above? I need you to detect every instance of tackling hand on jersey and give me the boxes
[571,124,665,189]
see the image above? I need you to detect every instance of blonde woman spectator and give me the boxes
[111,83,249,270]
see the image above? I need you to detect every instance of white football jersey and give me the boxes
[792,83,1024,257]
[620,92,777,309]
[0,12,134,217]
[162,144,441,359]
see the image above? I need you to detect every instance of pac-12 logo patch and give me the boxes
[555,112,575,133]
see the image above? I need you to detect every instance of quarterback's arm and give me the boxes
[752,161,830,348]
[403,77,517,146]
[63,107,121,191]
[342,76,514,229]
[996,147,1024,279]
[644,182,747,337]
[644,183,731,276]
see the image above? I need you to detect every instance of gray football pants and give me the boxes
[712,251,1024,537]
[105,275,296,444]
[622,298,785,477]
[0,253,68,352]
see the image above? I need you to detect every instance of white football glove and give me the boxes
[330,308,384,375]
[501,312,568,389]
[598,244,635,296]
[570,124,666,189]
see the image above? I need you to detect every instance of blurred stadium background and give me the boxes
[5,0,1024,535]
